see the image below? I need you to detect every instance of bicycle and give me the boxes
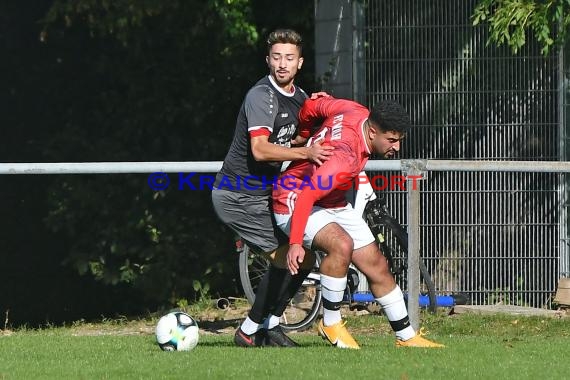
[238,190,439,332]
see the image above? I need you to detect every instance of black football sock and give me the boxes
[272,268,311,317]
[247,264,289,324]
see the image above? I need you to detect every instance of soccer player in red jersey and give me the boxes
[273,96,444,349]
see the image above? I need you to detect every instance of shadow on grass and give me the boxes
[197,318,241,334]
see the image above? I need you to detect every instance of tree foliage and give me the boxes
[37,0,262,306]
[472,0,570,54]
[41,0,258,47]
[2,0,315,323]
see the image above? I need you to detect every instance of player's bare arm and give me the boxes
[250,135,334,165]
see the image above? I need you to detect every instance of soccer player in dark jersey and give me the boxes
[211,29,333,347]
[273,96,445,349]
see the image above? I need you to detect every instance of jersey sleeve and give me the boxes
[288,142,360,244]
[297,97,358,138]
[244,85,278,138]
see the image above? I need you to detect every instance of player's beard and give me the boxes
[272,68,297,87]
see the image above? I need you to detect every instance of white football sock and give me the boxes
[240,317,262,335]
[320,274,347,326]
[264,314,280,330]
[376,286,416,340]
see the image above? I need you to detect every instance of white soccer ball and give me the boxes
[155,311,200,351]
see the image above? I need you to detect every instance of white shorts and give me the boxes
[274,204,375,250]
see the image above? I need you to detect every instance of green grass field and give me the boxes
[1,311,569,379]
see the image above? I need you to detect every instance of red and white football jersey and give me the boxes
[272,96,371,244]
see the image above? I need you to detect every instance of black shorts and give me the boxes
[211,188,287,253]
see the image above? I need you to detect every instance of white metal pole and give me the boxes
[406,166,421,331]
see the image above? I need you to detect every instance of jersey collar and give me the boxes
[267,75,296,97]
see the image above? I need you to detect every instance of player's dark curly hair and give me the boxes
[369,100,411,135]
[267,29,303,55]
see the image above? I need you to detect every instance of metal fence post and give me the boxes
[558,43,569,278]
[402,159,427,331]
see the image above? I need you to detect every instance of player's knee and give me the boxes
[326,238,353,269]
[335,234,354,257]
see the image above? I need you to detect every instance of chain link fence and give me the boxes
[316,0,570,308]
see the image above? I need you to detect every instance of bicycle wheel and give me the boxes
[238,244,323,331]
[238,243,267,304]
[376,216,437,313]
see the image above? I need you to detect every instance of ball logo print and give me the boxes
[155,311,199,351]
